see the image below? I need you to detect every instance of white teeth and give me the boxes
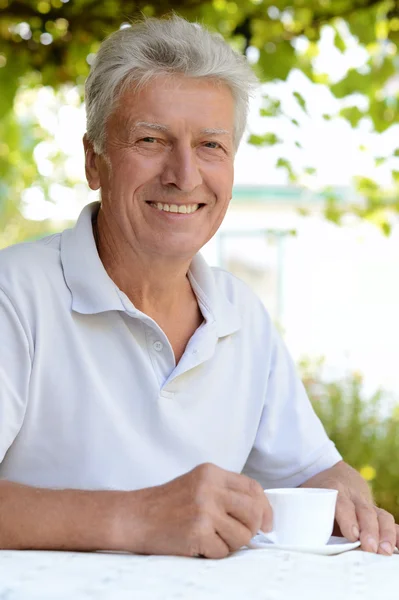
[150,203,200,214]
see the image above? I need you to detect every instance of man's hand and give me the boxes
[0,468,271,556]
[300,461,399,555]
[117,463,272,559]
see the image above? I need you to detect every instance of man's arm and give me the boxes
[300,460,399,555]
[0,464,272,556]
[0,479,126,551]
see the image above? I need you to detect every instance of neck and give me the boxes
[93,209,195,316]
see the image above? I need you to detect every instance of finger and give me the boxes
[216,514,253,552]
[224,490,260,535]
[224,490,272,536]
[225,471,264,500]
[396,524,399,551]
[356,502,379,553]
[376,509,396,556]
[224,473,271,530]
[199,532,230,560]
[334,493,360,542]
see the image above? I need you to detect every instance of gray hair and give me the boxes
[85,15,258,154]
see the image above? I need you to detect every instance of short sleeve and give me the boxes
[0,287,31,463]
[242,326,341,488]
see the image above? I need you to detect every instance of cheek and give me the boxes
[203,159,233,187]
[214,175,234,207]
[113,155,165,189]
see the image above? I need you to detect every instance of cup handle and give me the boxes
[257,529,277,543]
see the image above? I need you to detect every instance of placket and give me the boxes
[161,321,219,391]
[120,296,176,390]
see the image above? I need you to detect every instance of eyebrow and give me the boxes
[133,121,169,132]
[200,128,231,136]
[131,122,231,136]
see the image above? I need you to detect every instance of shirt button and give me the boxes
[153,341,163,352]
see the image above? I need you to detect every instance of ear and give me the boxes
[83,134,101,190]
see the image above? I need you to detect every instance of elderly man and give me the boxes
[0,16,397,558]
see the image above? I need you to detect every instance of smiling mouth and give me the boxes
[146,202,205,214]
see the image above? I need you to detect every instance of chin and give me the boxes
[158,245,200,261]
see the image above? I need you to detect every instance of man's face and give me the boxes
[84,75,235,261]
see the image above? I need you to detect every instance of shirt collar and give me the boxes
[61,202,125,314]
[61,201,241,336]
[188,255,241,338]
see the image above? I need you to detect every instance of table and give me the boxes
[1,546,399,600]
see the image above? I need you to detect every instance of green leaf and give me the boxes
[334,30,347,53]
[375,156,386,166]
[257,41,296,82]
[293,91,307,113]
[381,221,392,236]
[324,197,342,225]
[347,8,378,45]
[340,106,364,128]
[304,167,317,175]
[276,158,291,169]
[248,132,282,146]
[259,96,282,117]
[331,69,372,99]
[369,99,399,133]
[276,157,296,182]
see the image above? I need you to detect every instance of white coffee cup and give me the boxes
[261,487,338,547]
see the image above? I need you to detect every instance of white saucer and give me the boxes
[249,534,361,556]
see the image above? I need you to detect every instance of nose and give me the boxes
[160,144,202,192]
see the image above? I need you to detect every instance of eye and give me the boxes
[141,137,157,143]
[203,141,221,149]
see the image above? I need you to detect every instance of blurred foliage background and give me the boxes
[1,0,399,514]
[2,0,399,242]
[302,360,399,522]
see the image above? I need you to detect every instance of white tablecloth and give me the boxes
[1,546,399,600]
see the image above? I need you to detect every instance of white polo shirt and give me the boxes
[0,202,341,490]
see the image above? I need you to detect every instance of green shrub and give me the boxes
[300,358,399,521]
